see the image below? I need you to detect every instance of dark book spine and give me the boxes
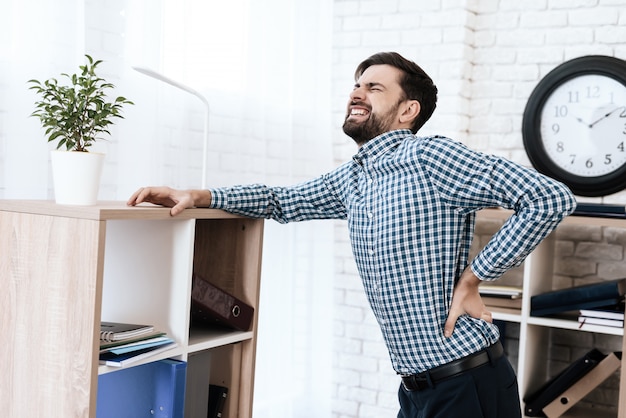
[531,280,625,310]
[207,384,228,418]
[574,202,626,215]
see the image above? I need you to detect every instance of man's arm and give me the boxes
[423,137,576,280]
[421,137,577,337]
[127,186,213,216]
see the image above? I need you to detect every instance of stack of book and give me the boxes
[479,284,523,309]
[99,321,177,367]
[573,202,626,219]
[530,278,626,317]
[578,302,625,328]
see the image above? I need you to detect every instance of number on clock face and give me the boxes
[539,74,626,177]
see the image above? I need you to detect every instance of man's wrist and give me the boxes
[459,267,481,288]
[190,189,213,208]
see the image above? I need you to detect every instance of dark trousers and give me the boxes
[397,355,521,418]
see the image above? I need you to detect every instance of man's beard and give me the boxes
[342,102,401,146]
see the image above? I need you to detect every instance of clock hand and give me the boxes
[589,106,626,128]
[571,114,591,127]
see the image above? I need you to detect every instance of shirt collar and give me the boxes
[352,129,413,165]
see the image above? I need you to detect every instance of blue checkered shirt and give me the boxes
[209,129,576,374]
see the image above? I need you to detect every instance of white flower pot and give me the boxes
[50,150,105,205]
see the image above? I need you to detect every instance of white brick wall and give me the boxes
[2,1,626,416]
[331,0,626,416]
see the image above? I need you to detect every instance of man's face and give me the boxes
[343,64,406,146]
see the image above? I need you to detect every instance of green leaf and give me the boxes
[27,54,133,150]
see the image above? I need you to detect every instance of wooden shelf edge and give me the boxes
[527,316,624,336]
[489,306,522,323]
[97,345,184,375]
[187,328,254,352]
[0,200,245,221]
[476,207,626,228]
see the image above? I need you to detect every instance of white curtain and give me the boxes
[1,1,334,417]
[1,0,85,198]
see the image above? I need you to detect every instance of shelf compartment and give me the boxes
[101,219,195,345]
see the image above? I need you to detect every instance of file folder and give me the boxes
[191,272,254,331]
[97,359,187,418]
[523,349,605,417]
[543,352,621,418]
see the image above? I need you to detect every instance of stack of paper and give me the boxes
[99,322,177,367]
[479,284,523,309]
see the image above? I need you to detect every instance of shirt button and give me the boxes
[368,178,373,184]
[368,249,374,256]
[367,212,373,219]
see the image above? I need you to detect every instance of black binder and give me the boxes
[207,384,228,418]
[191,273,254,331]
[523,348,606,417]
[530,278,626,317]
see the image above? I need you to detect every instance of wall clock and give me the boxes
[522,55,626,197]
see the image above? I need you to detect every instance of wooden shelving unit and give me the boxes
[0,200,264,418]
[477,209,626,418]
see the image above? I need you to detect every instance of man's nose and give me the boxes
[350,87,364,101]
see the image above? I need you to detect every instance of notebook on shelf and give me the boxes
[100,321,155,342]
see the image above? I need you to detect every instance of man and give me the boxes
[128,52,576,417]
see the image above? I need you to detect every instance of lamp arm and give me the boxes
[133,66,210,189]
[132,66,210,108]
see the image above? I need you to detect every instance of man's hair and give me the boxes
[354,52,438,133]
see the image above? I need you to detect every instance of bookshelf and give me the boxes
[476,209,626,418]
[0,200,264,418]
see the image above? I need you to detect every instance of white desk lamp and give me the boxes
[133,66,210,189]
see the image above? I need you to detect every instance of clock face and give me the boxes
[523,55,626,196]
[539,74,626,178]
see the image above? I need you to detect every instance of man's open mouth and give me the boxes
[348,107,370,120]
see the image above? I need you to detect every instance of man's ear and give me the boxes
[399,100,420,125]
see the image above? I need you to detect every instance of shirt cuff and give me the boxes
[470,255,501,282]
[208,188,226,209]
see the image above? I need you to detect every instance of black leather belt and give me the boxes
[401,340,504,391]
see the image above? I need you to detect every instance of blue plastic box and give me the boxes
[96,359,187,418]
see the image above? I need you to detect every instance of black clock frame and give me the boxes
[522,55,626,197]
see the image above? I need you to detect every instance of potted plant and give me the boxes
[28,54,133,205]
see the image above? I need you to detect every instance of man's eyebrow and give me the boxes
[354,81,386,89]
